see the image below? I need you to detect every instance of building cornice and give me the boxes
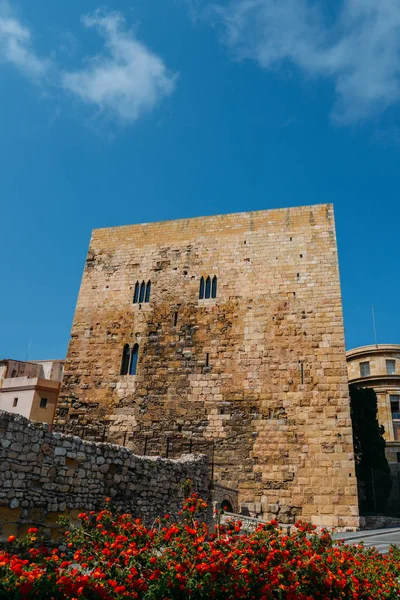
[349,374,400,387]
[346,344,400,360]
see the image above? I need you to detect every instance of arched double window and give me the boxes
[199,276,217,299]
[133,280,151,304]
[120,343,140,375]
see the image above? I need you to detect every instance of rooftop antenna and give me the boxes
[25,340,32,361]
[371,306,378,348]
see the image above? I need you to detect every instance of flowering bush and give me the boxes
[0,490,399,599]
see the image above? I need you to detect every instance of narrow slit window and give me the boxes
[145,280,151,303]
[205,353,209,367]
[133,281,140,304]
[129,344,139,376]
[139,281,146,303]
[205,276,211,299]
[13,398,18,407]
[199,276,204,299]
[173,312,178,327]
[299,361,304,384]
[211,276,217,298]
[120,344,130,375]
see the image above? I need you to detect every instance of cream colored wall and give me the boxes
[0,388,35,418]
[35,361,64,382]
[347,349,400,442]
[0,374,60,425]
[347,353,400,380]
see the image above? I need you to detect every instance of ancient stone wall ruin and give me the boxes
[0,411,209,542]
[56,204,359,528]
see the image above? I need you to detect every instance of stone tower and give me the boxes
[56,204,359,528]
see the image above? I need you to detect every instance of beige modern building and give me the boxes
[0,359,64,425]
[347,344,400,463]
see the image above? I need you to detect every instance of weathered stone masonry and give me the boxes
[56,204,359,528]
[0,411,209,542]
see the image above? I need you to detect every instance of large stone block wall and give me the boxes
[0,411,209,542]
[56,204,359,528]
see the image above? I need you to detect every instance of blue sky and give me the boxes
[1,0,400,360]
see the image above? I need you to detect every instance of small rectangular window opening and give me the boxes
[386,360,396,375]
[205,353,209,367]
[13,398,18,407]
[173,312,178,327]
[40,398,48,409]
[390,395,400,414]
[397,452,400,463]
[360,361,370,377]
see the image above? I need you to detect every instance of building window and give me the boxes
[133,282,140,303]
[199,275,218,300]
[397,452,400,463]
[199,277,204,299]
[139,281,146,303]
[386,360,396,375]
[211,276,217,299]
[205,276,211,299]
[120,344,130,375]
[390,395,400,417]
[11,370,17,378]
[359,361,370,377]
[13,398,18,407]
[133,280,151,304]
[145,281,151,303]
[129,344,139,376]
[40,398,48,409]
[120,343,139,376]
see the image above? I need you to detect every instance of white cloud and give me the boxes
[0,1,49,80]
[62,11,177,123]
[214,0,400,123]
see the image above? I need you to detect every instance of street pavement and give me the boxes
[333,528,400,554]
